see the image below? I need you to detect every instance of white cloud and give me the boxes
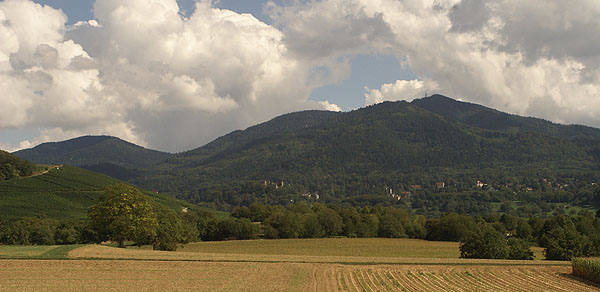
[270,0,600,129]
[317,100,342,112]
[2,0,600,152]
[0,0,343,152]
[365,79,439,105]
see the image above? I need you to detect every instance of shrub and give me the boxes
[572,258,600,283]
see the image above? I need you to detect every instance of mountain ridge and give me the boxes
[131,96,600,210]
[12,95,600,214]
[14,135,171,180]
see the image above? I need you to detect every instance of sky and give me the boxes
[1,0,599,153]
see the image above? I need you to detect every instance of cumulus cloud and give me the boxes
[2,0,600,152]
[0,0,341,152]
[365,79,439,105]
[270,0,600,128]
[317,100,342,112]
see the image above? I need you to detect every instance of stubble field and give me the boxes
[0,238,598,291]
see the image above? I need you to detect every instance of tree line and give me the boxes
[1,183,599,260]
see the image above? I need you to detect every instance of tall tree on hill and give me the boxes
[88,183,158,248]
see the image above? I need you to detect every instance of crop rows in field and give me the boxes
[66,244,598,291]
[0,166,119,219]
[0,166,117,194]
[326,265,599,292]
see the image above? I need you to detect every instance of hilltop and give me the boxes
[14,136,170,181]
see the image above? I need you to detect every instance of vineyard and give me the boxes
[0,165,186,219]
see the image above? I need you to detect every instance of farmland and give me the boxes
[0,165,187,220]
[0,238,598,291]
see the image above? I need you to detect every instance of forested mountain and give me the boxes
[14,136,170,180]
[169,110,340,163]
[133,95,600,214]
[12,95,600,216]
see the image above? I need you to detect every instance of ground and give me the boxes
[0,238,598,291]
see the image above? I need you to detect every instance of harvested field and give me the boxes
[178,238,461,258]
[1,239,596,291]
[0,259,597,292]
[68,244,569,266]
[325,265,600,292]
[0,259,311,292]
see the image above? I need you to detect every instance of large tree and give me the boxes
[88,183,158,247]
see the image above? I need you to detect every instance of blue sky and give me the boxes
[1,0,599,152]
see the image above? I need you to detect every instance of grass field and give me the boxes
[0,238,598,291]
[0,245,83,259]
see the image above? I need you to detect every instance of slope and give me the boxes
[0,165,188,220]
[135,97,600,207]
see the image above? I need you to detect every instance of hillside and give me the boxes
[134,95,600,212]
[0,150,34,180]
[12,95,600,215]
[0,165,187,220]
[13,136,170,180]
[168,110,339,164]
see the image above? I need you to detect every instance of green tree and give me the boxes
[541,215,592,260]
[152,204,197,251]
[378,208,409,238]
[460,225,508,259]
[55,223,80,245]
[301,213,325,238]
[426,213,476,242]
[88,183,158,248]
[317,208,343,236]
[507,238,534,260]
[3,217,59,245]
[356,214,379,238]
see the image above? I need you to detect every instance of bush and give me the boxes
[572,258,600,283]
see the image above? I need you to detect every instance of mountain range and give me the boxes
[12,95,600,212]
